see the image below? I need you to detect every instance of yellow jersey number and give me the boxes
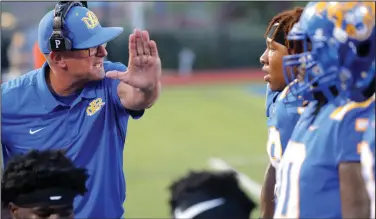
[267,127,283,168]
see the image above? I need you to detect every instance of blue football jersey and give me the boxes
[265,83,280,118]
[266,83,305,168]
[274,95,375,218]
[360,106,375,219]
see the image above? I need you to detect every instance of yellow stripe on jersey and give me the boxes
[279,80,299,101]
[330,94,375,121]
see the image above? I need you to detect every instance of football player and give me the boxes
[274,2,375,218]
[260,7,306,218]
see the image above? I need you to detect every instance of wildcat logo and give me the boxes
[86,98,105,116]
[82,11,99,29]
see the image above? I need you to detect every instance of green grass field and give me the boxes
[123,82,269,218]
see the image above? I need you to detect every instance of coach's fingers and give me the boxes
[128,34,137,58]
[142,30,151,56]
[149,40,159,58]
[135,29,144,56]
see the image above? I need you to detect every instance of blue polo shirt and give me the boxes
[1,61,143,218]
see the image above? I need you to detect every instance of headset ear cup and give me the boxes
[48,1,84,52]
[64,38,72,50]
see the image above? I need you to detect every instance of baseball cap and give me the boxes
[38,5,123,54]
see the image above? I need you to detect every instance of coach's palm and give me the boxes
[106,29,161,90]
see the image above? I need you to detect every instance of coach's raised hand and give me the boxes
[106,29,161,91]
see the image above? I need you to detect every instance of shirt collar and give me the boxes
[36,62,97,112]
[80,81,97,100]
[36,62,60,112]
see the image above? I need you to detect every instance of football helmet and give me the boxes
[283,2,375,102]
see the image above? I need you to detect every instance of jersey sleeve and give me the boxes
[335,115,365,163]
[267,99,302,168]
[103,61,144,120]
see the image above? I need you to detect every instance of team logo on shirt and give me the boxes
[86,98,105,116]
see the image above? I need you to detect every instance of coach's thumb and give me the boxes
[106,71,130,83]
[106,71,122,79]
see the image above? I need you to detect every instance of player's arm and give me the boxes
[334,105,372,218]
[260,162,276,219]
[339,162,370,218]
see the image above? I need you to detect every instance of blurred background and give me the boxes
[1,1,306,218]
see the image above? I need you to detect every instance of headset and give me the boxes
[48,1,88,51]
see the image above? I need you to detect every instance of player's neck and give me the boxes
[313,91,327,105]
[46,68,86,96]
[363,79,376,99]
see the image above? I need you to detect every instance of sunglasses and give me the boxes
[70,43,107,57]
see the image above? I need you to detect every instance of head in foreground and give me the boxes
[260,7,305,92]
[168,170,256,219]
[1,150,89,219]
[283,2,375,102]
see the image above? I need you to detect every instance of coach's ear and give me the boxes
[49,51,67,68]
[8,202,18,219]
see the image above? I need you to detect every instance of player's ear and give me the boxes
[49,51,67,68]
[8,202,18,219]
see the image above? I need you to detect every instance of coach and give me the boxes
[1,1,161,218]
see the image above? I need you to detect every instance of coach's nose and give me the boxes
[96,44,108,57]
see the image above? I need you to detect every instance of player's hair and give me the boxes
[264,7,304,54]
[58,1,88,8]
[168,170,256,214]
[1,149,89,206]
[312,76,375,116]
[312,77,375,118]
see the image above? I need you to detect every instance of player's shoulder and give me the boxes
[329,95,375,122]
[275,82,305,116]
[103,61,127,72]
[325,95,374,145]
[2,69,40,99]
[278,81,303,103]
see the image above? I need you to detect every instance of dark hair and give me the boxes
[58,1,88,8]
[264,7,304,54]
[362,77,376,99]
[168,170,256,215]
[1,150,89,206]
